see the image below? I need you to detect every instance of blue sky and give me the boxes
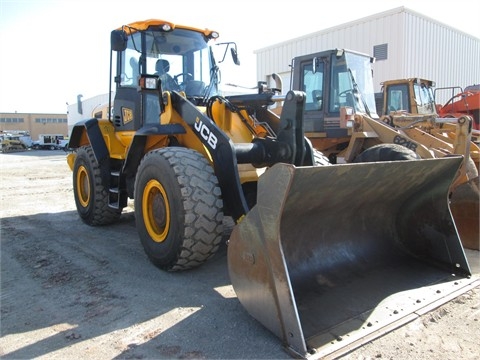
[1,0,479,113]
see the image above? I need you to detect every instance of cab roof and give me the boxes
[117,19,218,38]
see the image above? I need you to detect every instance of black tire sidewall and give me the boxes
[73,147,96,223]
[134,151,185,269]
[72,146,121,225]
[354,144,419,163]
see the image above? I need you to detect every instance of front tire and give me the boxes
[73,146,121,225]
[134,147,224,271]
[353,144,420,162]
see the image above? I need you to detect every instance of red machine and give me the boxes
[437,85,480,131]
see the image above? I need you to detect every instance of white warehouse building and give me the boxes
[255,6,480,106]
[68,7,479,133]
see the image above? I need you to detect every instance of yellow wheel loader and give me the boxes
[380,78,479,250]
[67,22,474,358]
[288,50,479,251]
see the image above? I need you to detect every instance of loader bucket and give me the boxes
[228,157,472,359]
[450,177,480,250]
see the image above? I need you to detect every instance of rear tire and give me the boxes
[353,144,420,162]
[73,146,121,225]
[134,147,224,271]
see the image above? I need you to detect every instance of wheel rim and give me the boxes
[143,179,170,243]
[76,165,90,207]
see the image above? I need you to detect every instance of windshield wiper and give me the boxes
[348,68,372,117]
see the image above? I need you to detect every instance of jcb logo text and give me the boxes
[194,119,217,149]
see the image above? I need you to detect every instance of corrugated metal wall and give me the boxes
[403,10,480,103]
[255,6,480,103]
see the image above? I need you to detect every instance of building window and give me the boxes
[373,43,388,61]
[34,117,67,123]
[1,117,24,123]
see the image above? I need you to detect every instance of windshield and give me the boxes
[329,52,378,117]
[413,83,436,115]
[119,27,217,98]
[302,60,324,111]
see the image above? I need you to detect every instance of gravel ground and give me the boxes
[0,150,479,359]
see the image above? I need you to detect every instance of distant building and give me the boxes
[255,6,480,105]
[67,93,112,135]
[0,112,68,141]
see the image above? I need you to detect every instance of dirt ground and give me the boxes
[1,150,479,360]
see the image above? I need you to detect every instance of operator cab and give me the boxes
[293,49,378,135]
[383,78,437,116]
[110,20,222,131]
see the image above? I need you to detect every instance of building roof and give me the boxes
[255,6,478,53]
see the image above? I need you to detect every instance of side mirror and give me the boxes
[313,57,320,74]
[111,30,128,52]
[231,48,240,65]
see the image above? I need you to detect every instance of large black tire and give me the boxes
[73,146,122,225]
[353,144,420,163]
[134,147,224,271]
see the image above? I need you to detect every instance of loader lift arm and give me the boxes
[170,89,311,221]
[170,90,249,221]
